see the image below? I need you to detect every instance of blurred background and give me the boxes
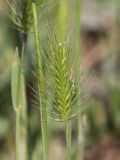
[0,0,120,160]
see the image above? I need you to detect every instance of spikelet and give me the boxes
[51,42,72,122]
[40,27,87,123]
[7,0,45,32]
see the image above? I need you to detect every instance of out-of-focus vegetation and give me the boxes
[0,0,120,160]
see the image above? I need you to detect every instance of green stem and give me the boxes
[65,121,72,160]
[32,3,48,160]
[57,0,69,37]
[77,117,84,160]
[76,0,81,46]
[76,0,84,160]
[20,42,28,160]
[21,65,28,160]
[16,110,20,160]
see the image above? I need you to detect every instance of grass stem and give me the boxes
[75,0,84,160]
[16,110,20,160]
[65,121,72,160]
[77,118,84,160]
[32,2,48,160]
[76,0,81,46]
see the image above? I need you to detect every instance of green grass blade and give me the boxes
[32,3,48,160]
[11,48,21,111]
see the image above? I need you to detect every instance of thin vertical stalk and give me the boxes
[21,42,29,160]
[76,0,81,47]
[65,121,72,160]
[21,60,28,160]
[76,0,84,160]
[32,3,48,160]
[16,110,20,160]
[20,43,28,160]
[57,0,69,37]
[77,119,84,160]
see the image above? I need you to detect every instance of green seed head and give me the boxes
[52,42,72,122]
[42,29,82,122]
[7,0,44,33]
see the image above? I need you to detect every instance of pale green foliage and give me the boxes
[11,48,28,160]
[11,48,26,111]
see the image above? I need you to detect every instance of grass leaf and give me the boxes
[11,48,26,111]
